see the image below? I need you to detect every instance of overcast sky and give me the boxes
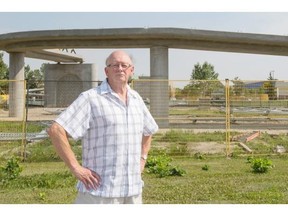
[1,2,288,85]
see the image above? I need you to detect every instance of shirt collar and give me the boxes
[99,78,138,99]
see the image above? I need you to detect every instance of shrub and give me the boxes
[248,157,273,173]
[145,154,186,178]
[0,157,23,183]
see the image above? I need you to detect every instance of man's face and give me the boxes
[105,53,134,83]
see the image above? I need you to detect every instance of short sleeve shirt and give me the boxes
[55,79,159,197]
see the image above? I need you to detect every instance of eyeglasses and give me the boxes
[107,63,132,70]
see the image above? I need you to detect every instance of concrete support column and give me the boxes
[91,63,99,88]
[9,52,25,118]
[150,46,169,128]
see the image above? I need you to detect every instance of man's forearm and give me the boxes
[47,122,80,172]
[141,135,152,158]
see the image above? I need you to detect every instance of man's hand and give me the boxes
[72,166,101,190]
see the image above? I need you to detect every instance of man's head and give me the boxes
[105,50,134,84]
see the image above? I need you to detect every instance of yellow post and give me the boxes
[225,79,231,157]
[21,80,27,161]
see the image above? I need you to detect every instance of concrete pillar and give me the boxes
[150,46,169,128]
[91,63,99,88]
[8,52,25,118]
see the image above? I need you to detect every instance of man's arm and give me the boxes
[47,122,101,190]
[140,135,152,173]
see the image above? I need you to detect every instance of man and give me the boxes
[47,50,158,204]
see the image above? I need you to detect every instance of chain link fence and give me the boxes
[1,79,288,159]
[133,79,288,128]
[0,80,27,159]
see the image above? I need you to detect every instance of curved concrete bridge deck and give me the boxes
[1,28,288,55]
[1,28,288,127]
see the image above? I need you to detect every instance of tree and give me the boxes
[231,77,245,96]
[191,62,219,80]
[25,64,44,89]
[264,71,277,100]
[187,62,221,98]
[0,52,8,80]
[0,52,9,94]
[267,71,275,80]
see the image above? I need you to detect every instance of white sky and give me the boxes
[1,1,288,85]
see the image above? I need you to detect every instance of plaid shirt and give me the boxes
[55,79,158,197]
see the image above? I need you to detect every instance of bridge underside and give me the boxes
[25,49,83,63]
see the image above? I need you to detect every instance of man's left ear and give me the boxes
[104,67,109,76]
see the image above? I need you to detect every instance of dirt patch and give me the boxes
[0,107,60,121]
[27,107,60,121]
[188,142,227,154]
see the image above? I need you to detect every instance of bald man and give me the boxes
[48,50,158,204]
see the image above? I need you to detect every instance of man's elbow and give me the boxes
[47,122,61,137]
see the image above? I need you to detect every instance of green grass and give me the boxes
[155,130,228,142]
[142,155,288,204]
[1,156,287,204]
[0,121,46,133]
[1,129,288,204]
[0,121,24,134]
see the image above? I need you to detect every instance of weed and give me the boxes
[38,192,46,201]
[202,164,209,171]
[194,152,206,160]
[248,157,273,173]
[169,143,190,156]
[145,154,186,177]
[0,157,23,182]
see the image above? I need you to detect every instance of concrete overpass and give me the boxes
[1,28,288,127]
